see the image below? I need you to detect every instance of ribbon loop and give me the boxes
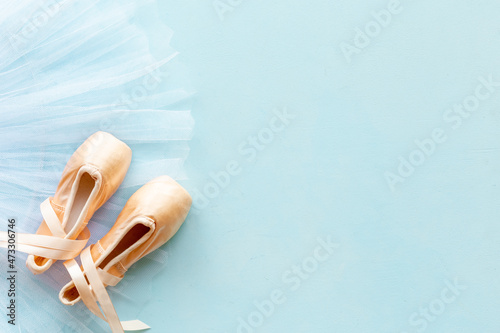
[0,197,149,332]
[0,197,90,261]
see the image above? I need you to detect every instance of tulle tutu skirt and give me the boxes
[0,1,193,331]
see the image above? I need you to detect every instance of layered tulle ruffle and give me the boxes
[0,1,193,332]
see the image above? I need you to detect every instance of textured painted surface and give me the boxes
[146,1,500,332]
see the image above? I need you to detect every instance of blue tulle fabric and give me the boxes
[0,1,193,332]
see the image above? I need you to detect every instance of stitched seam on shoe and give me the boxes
[51,200,65,213]
[115,262,127,275]
[83,163,102,176]
[95,241,105,255]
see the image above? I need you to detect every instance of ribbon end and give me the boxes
[121,319,150,331]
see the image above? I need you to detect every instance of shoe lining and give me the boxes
[65,172,96,235]
[99,223,151,269]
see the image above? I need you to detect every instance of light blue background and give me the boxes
[18,0,500,333]
[131,0,500,333]
[95,0,500,332]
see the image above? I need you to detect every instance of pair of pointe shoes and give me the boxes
[25,131,191,331]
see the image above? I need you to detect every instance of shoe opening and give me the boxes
[99,223,152,269]
[34,256,50,267]
[65,172,97,235]
[61,221,153,304]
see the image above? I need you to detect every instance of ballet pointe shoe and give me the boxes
[26,131,132,275]
[59,175,192,306]
[59,176,191,332]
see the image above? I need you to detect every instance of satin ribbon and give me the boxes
[64,247,150,332]
[0,198,89,260]
[0,197,149,332]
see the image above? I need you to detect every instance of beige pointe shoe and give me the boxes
[59,176,191,332]
[26,131,132,275]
